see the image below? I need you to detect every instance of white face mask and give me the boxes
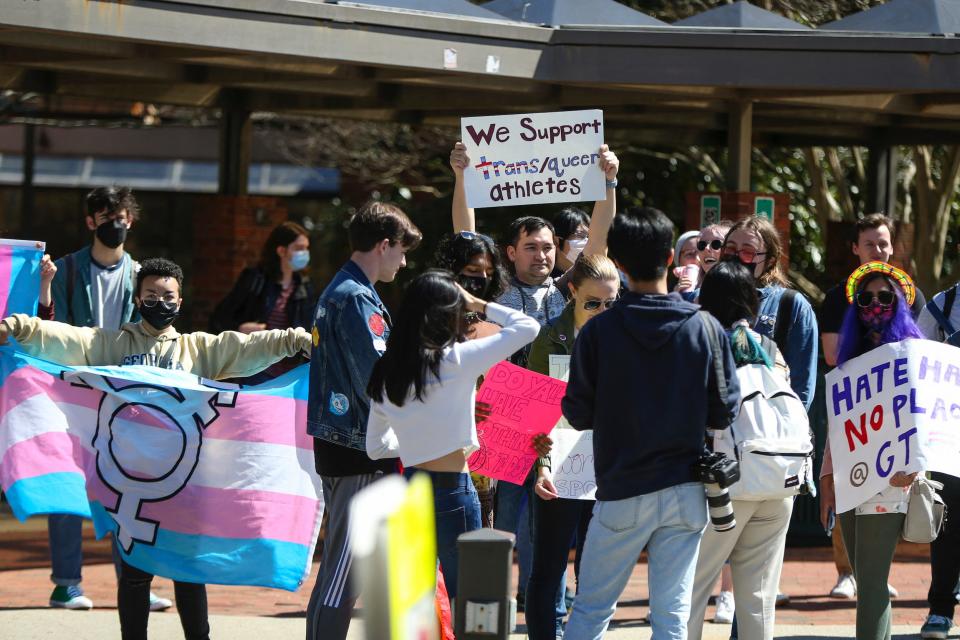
[566,237,588,262]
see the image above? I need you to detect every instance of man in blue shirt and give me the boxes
[305,201,421,640]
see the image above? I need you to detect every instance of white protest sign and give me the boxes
[825,339,960,513]
[460,110,606,209]
[550,429,596,500]
[548,354,570,381]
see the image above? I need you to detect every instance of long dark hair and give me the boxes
[699,260,772,368]
[367,270,466,406]
[836,273,924,366]
[260,221,309,281]
[433,232,509,300]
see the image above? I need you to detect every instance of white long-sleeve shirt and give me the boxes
[366,302,540,467]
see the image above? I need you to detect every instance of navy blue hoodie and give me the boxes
[562,291,740,501]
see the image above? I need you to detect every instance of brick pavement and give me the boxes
[0,514,939,633]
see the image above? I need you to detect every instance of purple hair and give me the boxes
[836,274,924,366]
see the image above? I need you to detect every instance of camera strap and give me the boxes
[699,311,728,406]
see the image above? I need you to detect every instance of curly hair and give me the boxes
[432,232,509,301]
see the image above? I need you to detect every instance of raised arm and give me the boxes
[583,144,620,257]
[450,141,476,233]
[453,299,540,377]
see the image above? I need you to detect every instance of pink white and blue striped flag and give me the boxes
[0,348,323,591]
[0,239,44,318]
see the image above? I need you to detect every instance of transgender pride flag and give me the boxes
[0,239,44,318]
[0,347,324,591]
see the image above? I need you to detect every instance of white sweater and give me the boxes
[366,302,540,467]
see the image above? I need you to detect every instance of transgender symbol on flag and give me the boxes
[70,372,237,553]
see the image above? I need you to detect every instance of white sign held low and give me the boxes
[460,109,606,209]
[549,429,596,501]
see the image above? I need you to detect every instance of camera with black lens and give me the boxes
[694,452,740,532]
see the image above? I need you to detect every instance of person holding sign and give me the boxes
[819,261,925,640]
[525,254,620,640]
[365,270,540,600]
[450,135,619,612]
[561,207,741,640]
[687,261,797,640]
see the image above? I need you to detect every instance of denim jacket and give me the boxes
[755,285,818,411]
[307,260,390,449]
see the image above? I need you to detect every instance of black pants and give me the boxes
[525,496,593,640]
[118,558,209,640]
[928,472,960,618]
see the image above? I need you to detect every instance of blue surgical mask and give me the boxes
[289,250,310,271]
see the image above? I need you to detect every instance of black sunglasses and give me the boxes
[856,290,896,308]
[582,299,617,311]
[697,239,723,251]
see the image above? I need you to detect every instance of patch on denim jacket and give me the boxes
[329,392,350,416]
[368,312,386,337]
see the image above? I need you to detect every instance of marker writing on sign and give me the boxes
[465,116,603,146]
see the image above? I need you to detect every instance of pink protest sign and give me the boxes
[468,361,566,484]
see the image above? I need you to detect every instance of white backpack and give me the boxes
[705,321,813,501]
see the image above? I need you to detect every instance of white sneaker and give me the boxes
[830,574,857,599]
[887,583,899,598]
[714,590,735,623]
[149,592,172,612]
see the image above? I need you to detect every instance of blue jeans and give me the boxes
[404,468,482,599]
[48,514,84,586]
[564,482,708,640]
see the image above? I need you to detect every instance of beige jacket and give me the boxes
[2,314,312,381]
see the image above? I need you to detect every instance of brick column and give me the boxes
[684,191,792,264]
[191,195,287,330]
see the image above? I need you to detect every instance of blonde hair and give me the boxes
[725,216,788,288]
[569,254,620,288]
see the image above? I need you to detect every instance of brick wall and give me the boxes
[684,191,792,264]
[824,220,916,285]
[191,195,287,329]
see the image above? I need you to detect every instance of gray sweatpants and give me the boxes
[306,473,383,640]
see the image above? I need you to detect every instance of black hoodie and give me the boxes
[561,291,740,501]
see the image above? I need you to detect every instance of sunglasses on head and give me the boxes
[697,239,723,251]
[457,230,495,245]
[856,290,896,308]
[582,298,617,311]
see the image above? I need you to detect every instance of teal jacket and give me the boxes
[50,245,139,328]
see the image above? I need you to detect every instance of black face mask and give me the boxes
[96,219,128,249]
[457,273,491,299]
[139,301,179,331]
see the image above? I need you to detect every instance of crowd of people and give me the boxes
[1,139,959,640]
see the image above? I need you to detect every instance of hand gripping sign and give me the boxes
[825,339,960,513]
[68,371,237,552]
